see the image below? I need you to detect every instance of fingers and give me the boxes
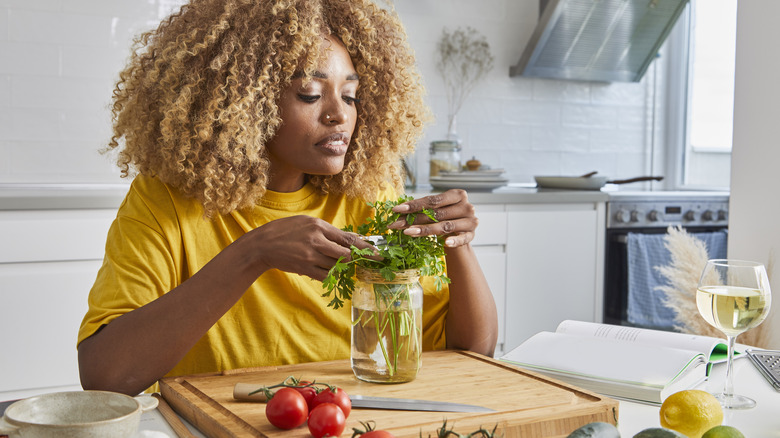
[257,218,376,280]
[402,218,478,247]
[388,190,478,245]
[392,191,460,215]
[391,190,468,224]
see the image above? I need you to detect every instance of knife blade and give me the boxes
[232,383,494,412]
[349,395,495,413]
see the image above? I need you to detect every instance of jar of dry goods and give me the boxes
[429,140,461,177]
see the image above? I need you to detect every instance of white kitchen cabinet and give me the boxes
[0,188,606,399]
[0,209,115,400]
[470,205,507,356]
[503,203,605,353]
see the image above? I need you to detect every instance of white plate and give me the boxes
[431,175,508,183]
[429,178,508,191]
[438,169,506,178]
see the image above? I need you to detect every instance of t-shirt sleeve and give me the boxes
[77,181,180,346]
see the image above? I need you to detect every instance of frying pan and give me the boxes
[534,174,663,190]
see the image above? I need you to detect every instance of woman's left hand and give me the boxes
[388,189,477,248]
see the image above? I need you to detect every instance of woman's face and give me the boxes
[265,37,359,192]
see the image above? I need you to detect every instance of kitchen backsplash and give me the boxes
[0,0,663,186]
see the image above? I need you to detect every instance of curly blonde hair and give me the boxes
[107,0,429,216]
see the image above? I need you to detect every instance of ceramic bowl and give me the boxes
[0,390,158,438]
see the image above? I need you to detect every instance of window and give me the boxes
[667,0,737,189]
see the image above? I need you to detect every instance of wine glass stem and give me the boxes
[723,335,737,399]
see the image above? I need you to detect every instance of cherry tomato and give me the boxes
[311,387,351,418]
[293,381,318,410]
[265,387,308,430]
[362,431,396,438]
[308,403,346,438]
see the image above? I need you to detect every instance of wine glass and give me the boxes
[697,259,772,409]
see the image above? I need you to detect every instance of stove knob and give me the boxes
[614,209,630,223]
[630,210,642,223]
[684,210,697,222]
[701,210,714,221]
[717,209,729,221]
[647,210,663,222]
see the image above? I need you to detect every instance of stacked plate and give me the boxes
[429,169,508,191]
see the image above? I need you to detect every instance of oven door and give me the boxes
[603,226,728,329]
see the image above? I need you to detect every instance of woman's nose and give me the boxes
[320,98,348,125]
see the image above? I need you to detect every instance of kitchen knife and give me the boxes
[349,394,494,413]
[233,383,494,413]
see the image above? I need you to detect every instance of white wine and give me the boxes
[696,286,770,337]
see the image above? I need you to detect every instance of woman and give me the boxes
[78,0,497,396]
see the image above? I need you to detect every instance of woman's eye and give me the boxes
[343,96,361,105]
[297,94,320,103]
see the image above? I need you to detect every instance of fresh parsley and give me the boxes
[321,195,450,309]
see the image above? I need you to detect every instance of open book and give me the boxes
[499,320,739,404]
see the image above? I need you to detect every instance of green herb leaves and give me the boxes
[321,195,450,309]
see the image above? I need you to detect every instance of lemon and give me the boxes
[701,426,745,438]
[659,390,723,438]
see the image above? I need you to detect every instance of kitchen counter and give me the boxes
[0,183,131,210]
[139,353,780,436]
[3,353,775,437]
[0,183,609,210]
[409,184,609,204]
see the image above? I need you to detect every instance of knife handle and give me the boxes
[233,383,269,402]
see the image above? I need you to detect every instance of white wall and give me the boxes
[396,0,661,185]
[0,0,184,185]
[730,0,780,349]
[0,0,663,187]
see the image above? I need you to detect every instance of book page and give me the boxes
[555,320,732,362]
[500,331,707,399]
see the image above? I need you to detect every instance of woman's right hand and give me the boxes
[245,215,374,281]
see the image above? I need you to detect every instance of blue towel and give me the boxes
[626,230,728,329]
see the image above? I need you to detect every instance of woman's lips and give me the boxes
[315,133,350,155]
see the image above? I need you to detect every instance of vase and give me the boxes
[350,267,423,383]
[446,113,463,146]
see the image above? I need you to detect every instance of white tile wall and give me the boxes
[393,0,663,185]
[0,0,663,186]
[0,0,185,184]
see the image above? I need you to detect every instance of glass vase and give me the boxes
[351,267,423,383]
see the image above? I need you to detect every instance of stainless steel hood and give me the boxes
[510,0,689,82]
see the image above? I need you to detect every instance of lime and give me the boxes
[701,425,745,438]
[659,390,723,438]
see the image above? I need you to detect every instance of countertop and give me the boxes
[3,353,770,437]
[0,183,609,210]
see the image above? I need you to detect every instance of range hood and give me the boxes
[510,0,689,82]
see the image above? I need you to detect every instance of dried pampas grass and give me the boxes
[655,226,773,348]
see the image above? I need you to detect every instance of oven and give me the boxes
[603,192,730,330]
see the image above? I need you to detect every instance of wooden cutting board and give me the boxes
[160,350,618,438]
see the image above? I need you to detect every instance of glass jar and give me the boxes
[351,267,423,383]
[429,140,461,177]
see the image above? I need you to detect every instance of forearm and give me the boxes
[443,244,498,357]
[78,236,264,395]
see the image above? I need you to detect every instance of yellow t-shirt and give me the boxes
[78,175,448,385]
